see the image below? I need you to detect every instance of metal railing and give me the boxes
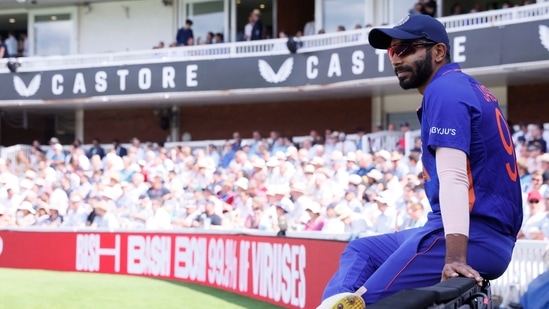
[0,144,34,165]
[491,240,549,297]
[441,2,549,30]
[1,2,548,74]
[0,130,414,162]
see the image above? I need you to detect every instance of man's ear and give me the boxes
[434,44,448,63]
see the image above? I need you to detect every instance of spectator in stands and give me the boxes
[112,138,127,157]
[335,204,370,237]
[469,2,483,13]
[304,18,315,36]
[16,201,36,226]
[35,203,50,225]
[4,32,18,58]
[220,142,235,169]
[398,202,427,230]
[341,187,362,213]
[304,201,324,231]
[125,195,152,229]
[450,3,464,15]
[176,19,194,46]
[153,41,164,49]
[231,131,242,151]
[175,201,202,228]
[371,191,397,234]
[147,175,171,201]
[214,33,224,44]
[409,2,423,14]
[198,200,223,228]
[129,137,145,161]
[49,143,66,169]
[91,201,119,229]
[41,204,63,227]
[248,131,262,156]
[390,151,410,180]
[206,144,220,167]
[18,33,28,57]
[271,136,288,156]
[397,121,410,149]
[335,132,356,155]
[14,150,32,178]
[527,170,545,199]
[250,9,264,40]
[0,35,7,58]
[289,182,311,229]
[201,32,214,45]
[243,14,254,41]
[355,127,366,151]
[528,123,547,153]
[272,31,289,52]
[45,137,60,161]
[62,194,89,228]
[321,203,344,233]
[528,144,543,172]
[146,198,171,230]
[50,181,69,216]
[249,197,268,230]
[519,190,547,240]
[421,0,437,16]
[87,138,105,159]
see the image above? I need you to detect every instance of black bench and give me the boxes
[368,277,492,309]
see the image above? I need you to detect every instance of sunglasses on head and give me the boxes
[528,199,539,204]
[388,40,437,60]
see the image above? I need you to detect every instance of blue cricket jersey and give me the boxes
[418,63,523,238]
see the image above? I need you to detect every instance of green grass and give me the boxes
[0,268,283,309]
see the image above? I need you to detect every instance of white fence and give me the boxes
[1,2,549,73]
[441,2,549,30]
[491,240,549,297]
[0,130,415,162]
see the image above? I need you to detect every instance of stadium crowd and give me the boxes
[0,123,547,241]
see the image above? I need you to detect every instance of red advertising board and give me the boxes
[0,230,347,309]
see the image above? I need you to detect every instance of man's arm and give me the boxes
[436,147,483,286]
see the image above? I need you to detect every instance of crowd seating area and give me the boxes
[0,124,545,239]
[0,125,548,304]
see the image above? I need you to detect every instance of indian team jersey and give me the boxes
[417,63,523,237]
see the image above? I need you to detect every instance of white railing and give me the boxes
[441,2,549,30]
[491,240,549,298]
[1,2,548,74]
[0,130,412,162]
[0,144,34,165]
[359,130,406,154]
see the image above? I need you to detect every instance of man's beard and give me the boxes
[395,52,433,90]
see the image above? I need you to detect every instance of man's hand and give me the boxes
[442,261,483,285]
[442,233,483,286]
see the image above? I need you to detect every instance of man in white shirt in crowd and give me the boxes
[91,201,120,229]
[371,191,397,234]
[4,32,18,57]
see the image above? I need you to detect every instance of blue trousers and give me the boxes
[322,224,515,305]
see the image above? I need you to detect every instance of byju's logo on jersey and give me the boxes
[539,24,549,52]
[430,126,457,136]
[13,74,41,97]
[258,58,294,84]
